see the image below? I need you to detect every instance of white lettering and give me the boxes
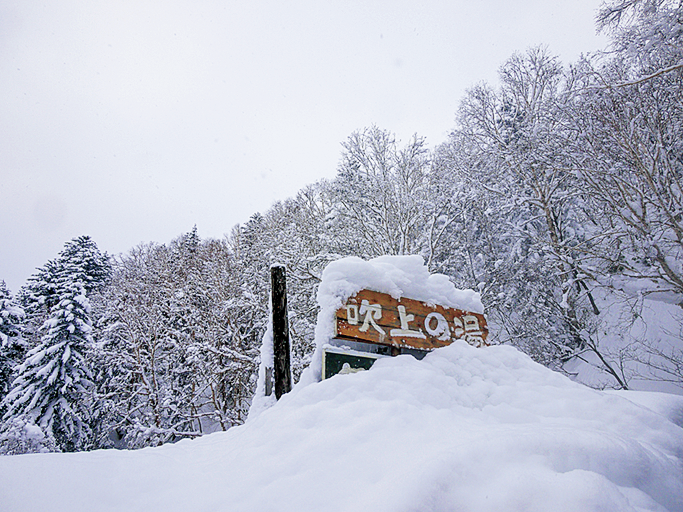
[463,315,481,333]
[452,316,465,338]
[462,315,484,347]
[359,300,385,335]
[465,334,486,348]
[424,312,450,341]
[390,305,426,339]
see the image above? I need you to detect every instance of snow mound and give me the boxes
[1,341,681,512]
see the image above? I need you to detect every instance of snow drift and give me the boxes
[1,340,681,511]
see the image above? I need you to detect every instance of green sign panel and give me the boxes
[322,347,383,380]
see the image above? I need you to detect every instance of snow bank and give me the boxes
[1,341,681,512]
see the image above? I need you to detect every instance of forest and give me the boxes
[1,0,682,454]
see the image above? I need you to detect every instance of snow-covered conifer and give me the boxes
[0,281,26,412]
[18,236,110,348]
[56,235,111,294]
[2,279,94,453]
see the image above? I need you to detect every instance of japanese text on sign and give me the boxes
[335,289,488,351]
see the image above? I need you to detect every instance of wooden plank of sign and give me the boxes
[335,289,488,351]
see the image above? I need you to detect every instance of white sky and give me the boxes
[0,0,608,293]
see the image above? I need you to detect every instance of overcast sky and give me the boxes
[0,0,608,293]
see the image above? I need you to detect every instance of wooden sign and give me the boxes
[335,289,488,352]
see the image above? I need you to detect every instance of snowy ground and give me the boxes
[1,340,682,512]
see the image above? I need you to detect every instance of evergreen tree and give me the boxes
[1,237,107,453]
[2,278,94,453]
[18,236,110,348]
[0,281,26,413]
[17,260,61,345]
[56,235,112,295]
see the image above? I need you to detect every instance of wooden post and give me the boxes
[271,265,292,399]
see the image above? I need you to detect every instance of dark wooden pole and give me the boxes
[271,265,292,399]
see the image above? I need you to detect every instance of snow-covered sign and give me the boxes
[270,255,487,390]
[335,289,488,351]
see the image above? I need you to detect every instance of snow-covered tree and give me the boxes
[329,126,432,257]
[93,231,264,448]
[57,236,111,294]
[0,281,25,413]
[597,0,683,75]
[1,236,110,453]
[17,260,61,345]
[18,236,110,347]
[437,47,603,367]
[2,278,94,453]
[542,0,683,389]
[570,1,683,305]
